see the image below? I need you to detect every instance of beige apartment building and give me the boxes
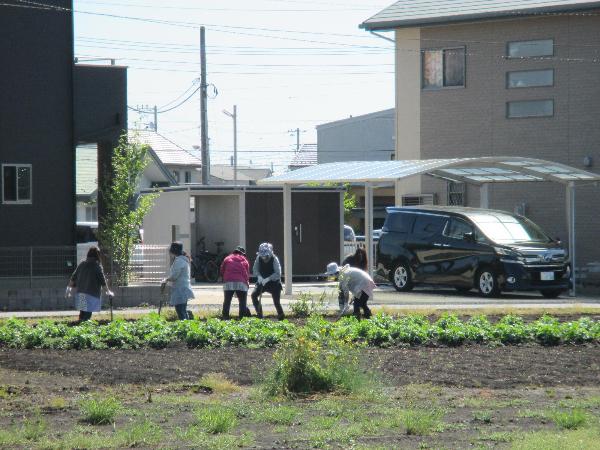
[361,0,600,287]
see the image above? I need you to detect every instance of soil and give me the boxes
[1,343,599,388]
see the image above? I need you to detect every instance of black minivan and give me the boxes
[376,206,570,298]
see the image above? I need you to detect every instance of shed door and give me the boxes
[292,192,340,276]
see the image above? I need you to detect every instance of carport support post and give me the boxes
[283,183,293,295]
[567,182,576,297]
[365,183,374,277]
[479,183,489,209]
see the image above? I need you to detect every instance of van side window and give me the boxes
[413,215,447,236]
[445,218,474,239]
[385,213,415,233]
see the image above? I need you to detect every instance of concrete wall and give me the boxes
[194,195,241,254]
[0,0,75,247]
[317,109,395,164]
[142,190,192,252]
[0,286,164,311]
[414,13,600,274]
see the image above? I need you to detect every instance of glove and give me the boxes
[257,276,264,285]
[106,290,115,298]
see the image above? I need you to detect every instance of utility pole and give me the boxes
[200,26,210,185]
[223,105,238,185]
[288,128,301,152]
[153,105,158,132]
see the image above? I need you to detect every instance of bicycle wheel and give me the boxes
[204,260,220,283]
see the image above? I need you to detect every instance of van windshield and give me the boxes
[470,213,551,244]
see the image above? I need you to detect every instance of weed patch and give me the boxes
[549,408,588,429]
[194,404,237,434]
[79,396,121,425]
[396,408,444,436]
[198,373,240,394]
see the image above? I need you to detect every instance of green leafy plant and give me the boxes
[290,291,328,318]
[79,396,122,425]
[97,133,157,286]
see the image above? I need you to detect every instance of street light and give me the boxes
[222,105,237,185]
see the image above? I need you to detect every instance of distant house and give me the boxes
[316,110,395,164]
[132,130,201,186]
[75,139,176,223]
[289,144,318,171]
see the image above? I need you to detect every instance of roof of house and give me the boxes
[289,144,318,169]
[76,144,98,197]
[130,130,202,167]
[210,164,272,182]
[361,0,600,30]
[316,109,394,130]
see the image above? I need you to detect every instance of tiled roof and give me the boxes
[361,0,600,30]
[76,144,97,196]
[130,130,202,167]
[289,144,318,169]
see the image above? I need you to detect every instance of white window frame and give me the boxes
[2,163,32,205]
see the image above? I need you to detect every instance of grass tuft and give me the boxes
[549,408,588,430]
[197,373,241,394]
[118,420,163,447]
[194,404,237,434]
[398,408,444,436]
[79,396,121,425]
[255,404,301,425]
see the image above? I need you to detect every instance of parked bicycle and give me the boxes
[191,238,227,283]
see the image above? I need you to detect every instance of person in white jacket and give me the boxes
[161,242,195,320]
[325,262,375,320]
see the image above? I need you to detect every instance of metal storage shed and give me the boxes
[259,157,600,295]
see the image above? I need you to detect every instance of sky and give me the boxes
[72,0,395,172]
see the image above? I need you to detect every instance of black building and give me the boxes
[0,0,126,247]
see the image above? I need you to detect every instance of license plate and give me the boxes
[540,271,555,281]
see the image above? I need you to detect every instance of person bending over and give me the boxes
[251,242,285,320]
[326,262,375,320]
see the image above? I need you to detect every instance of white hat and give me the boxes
[325,262,340,276]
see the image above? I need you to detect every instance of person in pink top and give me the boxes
[220,246,251,319]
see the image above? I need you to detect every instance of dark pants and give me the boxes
[79,311,93,322]
[251,281,284,319]
[222,290,251,319]
[174,303,192,320]
[353,291,372,320]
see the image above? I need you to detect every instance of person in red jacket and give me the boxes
[220,246,251,319]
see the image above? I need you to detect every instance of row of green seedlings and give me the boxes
[0,313,599,350]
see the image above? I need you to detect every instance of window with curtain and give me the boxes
[422,47,465,89]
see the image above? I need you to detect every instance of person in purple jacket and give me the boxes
[220,246,251,319]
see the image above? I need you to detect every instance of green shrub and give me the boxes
[263,329,369,397]
[194,405,237,434]
[79,396,121,425]
[550,409,588,430]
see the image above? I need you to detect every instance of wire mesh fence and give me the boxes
[0,245,171,288]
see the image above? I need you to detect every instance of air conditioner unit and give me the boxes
[401,194,435,206]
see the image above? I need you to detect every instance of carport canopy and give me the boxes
[258,157,600,296]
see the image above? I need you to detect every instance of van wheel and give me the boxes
[476,268,500,298]
[391,262,413,292]
[540,289,563,299]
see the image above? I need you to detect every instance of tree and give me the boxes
[98,133,157,285]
